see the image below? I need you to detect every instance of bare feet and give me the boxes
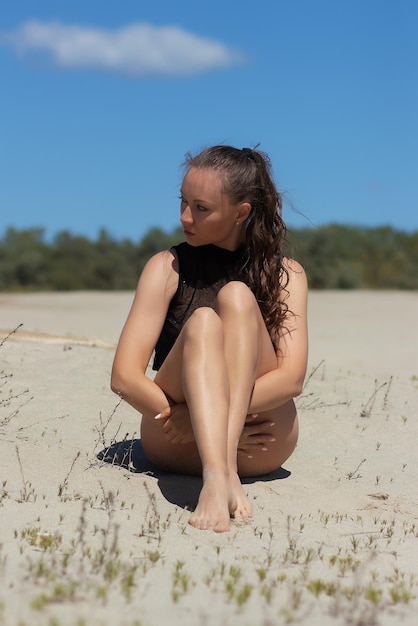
[229,471,252,520]
[188,470,236,533]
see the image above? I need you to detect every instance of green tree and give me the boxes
[0,228,49,290]
[0,224,417,291]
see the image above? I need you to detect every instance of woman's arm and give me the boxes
[111,249,178,418]
[248,259,308,414]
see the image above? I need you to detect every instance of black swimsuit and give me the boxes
[153,242,246,370]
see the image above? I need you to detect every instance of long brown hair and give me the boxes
[184,145,289,338]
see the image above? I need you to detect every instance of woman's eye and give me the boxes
[197,204,208,212]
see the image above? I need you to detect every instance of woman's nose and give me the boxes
[181,205,193,224]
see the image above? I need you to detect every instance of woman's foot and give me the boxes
[188,470,236,532]
[229,471,252,519]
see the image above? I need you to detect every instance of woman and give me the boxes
[111,145,308,533]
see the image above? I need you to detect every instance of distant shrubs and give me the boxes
[0,226,183,291]
[287,224,418,290]
[0,223,417,291]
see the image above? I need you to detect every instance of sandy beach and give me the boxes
[1,290,417,626]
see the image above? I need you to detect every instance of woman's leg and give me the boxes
[214,283,299,480]
[214,281,273,518]
[140,284,298,530]
[142,307,235,532]
[177,308,234,531]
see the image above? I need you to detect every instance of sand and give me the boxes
[0,290,417,626]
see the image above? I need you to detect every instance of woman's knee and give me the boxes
[216,281,258,313]
[183,306,223,339]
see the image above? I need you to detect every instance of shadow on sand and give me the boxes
[98,438,291,512]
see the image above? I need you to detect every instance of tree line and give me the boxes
[0,224,417,291]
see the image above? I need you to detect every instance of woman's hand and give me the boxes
[238,415,276,459]
[154,402,195,444]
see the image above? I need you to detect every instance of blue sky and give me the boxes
[1,0,417,242]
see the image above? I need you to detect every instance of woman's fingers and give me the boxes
[154,407,171,420]
[161,418,171,433]
[159,417,194,444]
[166,431,193,445]
[243,420,275,435]
[241,433,275,446]
[239,419,277,458]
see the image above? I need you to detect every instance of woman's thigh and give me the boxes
[141,292,295,476]
[237,401,299,477]
[155,285,277,399]
[140,415,202,475]
[141,400,298,478]
[216,280,278,376]
[153,306,223,404]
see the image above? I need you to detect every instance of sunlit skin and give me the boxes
[111,166,308,532]
[179,167,250,251]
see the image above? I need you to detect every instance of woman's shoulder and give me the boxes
[280,258,308,307]
[144,247,178,271]
[139,248,179,295]
[282,257,307,283]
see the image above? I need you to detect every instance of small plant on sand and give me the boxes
[0,326,32,432]
[171,560,193,602]
[360,378,392,418]
[58,451,81,500]
[30,580,77,611]
[346,458,367,480]
[0,544,6,575]
[297,360,349,412]
[15,446,37,502]
[91,397,123,457]
[20,527,63,553]
[138,481,164,544]
[0,481,9,505]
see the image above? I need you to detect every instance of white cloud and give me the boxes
[0,20,244,77]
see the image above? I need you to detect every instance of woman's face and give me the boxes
[179,167,248,250]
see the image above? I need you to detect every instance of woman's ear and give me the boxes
[236,202,252,223]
